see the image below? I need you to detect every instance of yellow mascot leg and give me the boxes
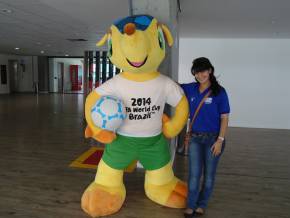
[145,162,187,208]
[81,159,126,217]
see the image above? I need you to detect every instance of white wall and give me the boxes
[179,38,290,130]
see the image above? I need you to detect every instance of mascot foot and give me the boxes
[165,179,187,208]
[145,177,187,208]
[81,182,126,217]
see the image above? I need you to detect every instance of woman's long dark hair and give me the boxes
[191,57,223,96]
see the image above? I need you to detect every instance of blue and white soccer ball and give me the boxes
[91,96,126,132]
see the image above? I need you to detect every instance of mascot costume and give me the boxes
[81,14,189,217]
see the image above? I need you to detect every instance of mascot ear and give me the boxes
[96,33,109,47]
[160,24,174,47]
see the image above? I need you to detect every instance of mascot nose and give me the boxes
[124,23,136,35]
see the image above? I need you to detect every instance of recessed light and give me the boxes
[40,51,45,54]
[2,9,13,13]
[66,38,88,42]
[36,42,42,45]
[15,47,20,50]
[65,54,69,57]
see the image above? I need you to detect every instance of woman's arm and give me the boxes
[211,114,229,156]
[218,114,229,140]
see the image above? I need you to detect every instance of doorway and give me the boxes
[57,62,64,93]
[8,60,19,93]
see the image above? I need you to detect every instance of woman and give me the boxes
[182,57,230,217]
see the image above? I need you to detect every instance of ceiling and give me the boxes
[0,0,129,56]
[0,0,289,56]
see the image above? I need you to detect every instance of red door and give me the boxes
[70,65,82,91]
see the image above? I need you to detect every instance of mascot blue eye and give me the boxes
[107,36,112,58]
[158,28,165,50]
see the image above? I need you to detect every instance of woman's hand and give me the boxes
[211,140,223,156]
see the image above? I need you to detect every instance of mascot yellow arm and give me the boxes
[85,91,116,143]
[162,95,189,138]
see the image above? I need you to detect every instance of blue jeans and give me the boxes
[187,133,225,209]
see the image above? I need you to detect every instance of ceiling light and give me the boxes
[1,9,13,13]
[40,51,45,54]
[65,54,69,57]
[15,47,20,50]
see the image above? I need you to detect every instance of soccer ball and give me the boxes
[91,95,126,132]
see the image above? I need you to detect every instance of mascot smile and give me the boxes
[81,14,189,217]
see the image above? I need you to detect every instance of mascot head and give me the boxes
[97,15,173,73]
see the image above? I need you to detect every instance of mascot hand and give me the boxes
[85,126,116,144]
[162,114,175,138]
[162,114,171,124]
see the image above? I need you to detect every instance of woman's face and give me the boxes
[194,69,211,84]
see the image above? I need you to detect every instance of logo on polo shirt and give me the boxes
[191,97,195,102]
[205,97,212,104]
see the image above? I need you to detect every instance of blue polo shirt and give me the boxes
[181,83,230,133]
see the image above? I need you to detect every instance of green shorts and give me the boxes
[102,133,171,170]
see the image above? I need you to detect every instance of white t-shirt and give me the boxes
[94,74,184,137]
